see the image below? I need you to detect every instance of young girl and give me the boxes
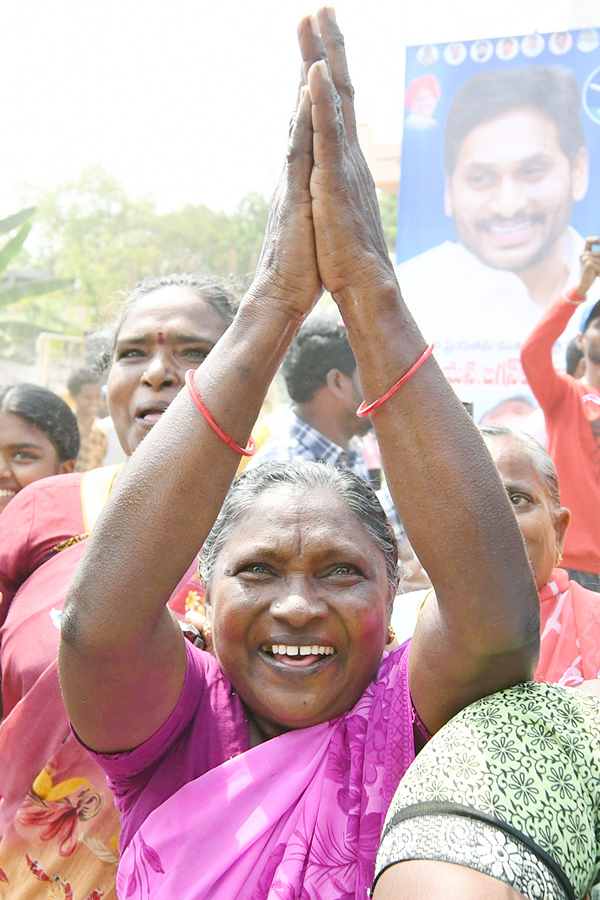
[0,382,80,514]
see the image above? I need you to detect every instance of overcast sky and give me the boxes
[1,0,596,216]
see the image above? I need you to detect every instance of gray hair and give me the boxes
[99,273,238,370]
[200,461,399,592]
[480,425,561,511]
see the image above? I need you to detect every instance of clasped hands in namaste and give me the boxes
[251,7,397,324]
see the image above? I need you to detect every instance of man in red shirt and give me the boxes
[521,238,600,591]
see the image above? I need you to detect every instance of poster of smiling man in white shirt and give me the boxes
[396,30,600,419]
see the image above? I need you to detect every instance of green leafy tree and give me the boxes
[150,191,269,283]
[27,166,159,327]
[25,167,270,327]
[0,208,74,361]
[0,208,71,308]
[153,204,235,277]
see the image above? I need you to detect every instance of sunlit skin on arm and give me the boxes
[374,859,529,900]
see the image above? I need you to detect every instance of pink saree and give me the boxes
[117,647,415,900]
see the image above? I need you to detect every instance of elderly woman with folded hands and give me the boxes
[58,10,539,900]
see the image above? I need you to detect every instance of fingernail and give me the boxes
[310,15,320,35]
[317,60,330,81]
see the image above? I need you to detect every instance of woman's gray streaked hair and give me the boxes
[480,425,562,511]
[99,273,239,370]
[200,461,400,592]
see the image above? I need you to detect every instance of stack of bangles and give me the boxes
[185,370,256,457]
[356,343,434,418]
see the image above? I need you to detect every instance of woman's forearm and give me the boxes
[344,287,534,630]
[341,286,540,728]
[299,19,538,722]
[61,80,321,658]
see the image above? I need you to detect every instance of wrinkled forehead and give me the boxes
[484,435,541,485]
[233,482,359,532]
[220,482,381,557]
[118,286,228,338]
[202,479,395,602]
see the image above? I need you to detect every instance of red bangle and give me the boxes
[565,288,586,305]
[356,343,435,418]
[184,370,256,457]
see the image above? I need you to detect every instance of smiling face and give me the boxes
[204,484,393,738]
[106,286,230,454]
[445,108,588,272]
[484,436,570,588]
[0,411,72,512]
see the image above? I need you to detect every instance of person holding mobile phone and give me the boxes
[521,237,600,591]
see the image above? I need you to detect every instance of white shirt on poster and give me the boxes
[396,226,599,419]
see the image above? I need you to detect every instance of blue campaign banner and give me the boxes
[395,28,600,421]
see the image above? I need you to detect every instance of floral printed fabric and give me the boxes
[376,809,569,900]
[0,747,120,900]
[374,682,600,900]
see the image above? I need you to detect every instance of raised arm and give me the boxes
[521,238,600,412]
[299,9,539,733]
[59,84,323,753]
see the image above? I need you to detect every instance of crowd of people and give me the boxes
[1,8,600,900]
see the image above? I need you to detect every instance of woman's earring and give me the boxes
[202,621,212,648]
[556,552,563,567]
[387,625,396,645]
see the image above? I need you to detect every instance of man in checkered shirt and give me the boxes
[246,313,405,542]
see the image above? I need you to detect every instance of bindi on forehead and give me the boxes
[157,331,165,346]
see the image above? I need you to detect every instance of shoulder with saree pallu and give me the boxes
[0,464,197,899]
[537,567,600,686]
[0,468,124,898]
[87,639,414,900]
